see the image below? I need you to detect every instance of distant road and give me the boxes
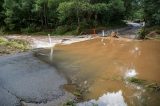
[101,22,142,39]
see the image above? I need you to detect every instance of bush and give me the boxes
[0,37,29,50]
[53,25,77,35]
[145,26,160,34]
[137,28,146,39]
[53,25,69,35]
[20,24,39,34]
[0,37,8,45]
[21,27,35,34]
[64,29,77,35]
[137,26,160,39]
[0,27,5,36]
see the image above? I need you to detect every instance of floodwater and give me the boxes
[36,37,160,106]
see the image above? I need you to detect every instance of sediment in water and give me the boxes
[35,38,160,105]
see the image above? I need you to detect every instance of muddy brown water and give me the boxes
[36,38,160,106]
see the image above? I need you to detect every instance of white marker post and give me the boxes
[102,30,105,37]
[48,34,53,61]
[48,34,51,45]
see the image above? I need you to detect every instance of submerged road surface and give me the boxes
[0,52,72,106]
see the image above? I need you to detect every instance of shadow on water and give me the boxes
[35,38,160,106]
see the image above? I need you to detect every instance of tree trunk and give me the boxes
[76,0,80,34]
[94,13,98,28]
[43,0,48,28]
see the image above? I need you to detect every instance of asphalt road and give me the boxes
[100,22,142,39]
[0,52,72,106]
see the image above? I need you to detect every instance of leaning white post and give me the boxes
[48,34,53,61]
[102,30,105,37]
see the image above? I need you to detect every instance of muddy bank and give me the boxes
[36,37,160,105]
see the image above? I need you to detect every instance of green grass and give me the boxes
[1,39,29,50]
[0,37,30,54]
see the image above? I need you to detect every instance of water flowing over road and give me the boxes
[1,22,159,106]
[0,52,74,106]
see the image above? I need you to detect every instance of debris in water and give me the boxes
[84,81,87,85]
[145,83,160,92]
[110,31,119,38]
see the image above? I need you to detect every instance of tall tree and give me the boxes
[144,0,160,26]
[0,0,4,27]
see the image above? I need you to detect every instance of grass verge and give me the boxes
[0,36,30,55]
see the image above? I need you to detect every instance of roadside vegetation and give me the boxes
[138,26,160,39]
[0,36,30,55]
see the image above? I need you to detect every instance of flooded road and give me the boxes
[0,52,74,106]
[36,37,160,106]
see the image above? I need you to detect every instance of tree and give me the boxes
[0,0,4,27]
[144,0,160,26]
[1,0,126,32]
[3,0,20,30]
[3,0,35,30]
[32,0,63,28]
[104,0,125,24]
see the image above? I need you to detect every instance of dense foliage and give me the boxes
[144,0,160,26]
[0,0,159,34]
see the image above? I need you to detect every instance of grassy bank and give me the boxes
[0,36,30,55]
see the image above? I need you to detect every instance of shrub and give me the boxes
[21,27,35,34]
[20,24,39,34]
[0,27,5,36]
[53,25,77,35]
[137,28,146,39]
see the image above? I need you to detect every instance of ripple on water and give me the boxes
[125,69,138,78]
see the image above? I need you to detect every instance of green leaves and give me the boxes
[4,0,160,33]
[57,1,74,22]
[57,0,110,25]
[144,0,160,26]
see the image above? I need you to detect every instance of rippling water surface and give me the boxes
[37,38,160,106]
